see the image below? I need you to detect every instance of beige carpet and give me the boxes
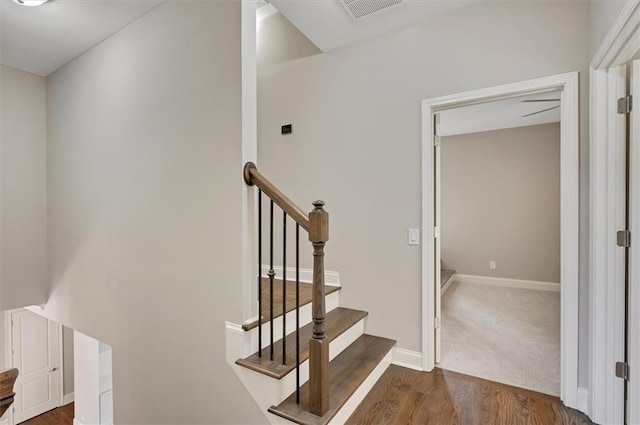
[438,281,560,396]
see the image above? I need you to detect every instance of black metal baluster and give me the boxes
[269,200,275,361]
[258,190,263,357]
[296,223,300,404]
[282,212,287,365]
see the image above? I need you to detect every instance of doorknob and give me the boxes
[51,367,58,372]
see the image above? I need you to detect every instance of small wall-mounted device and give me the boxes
[408,228,420,246]
[281,124,292,135]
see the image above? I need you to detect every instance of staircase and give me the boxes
[0,369,18,420]
[232,163,396,425]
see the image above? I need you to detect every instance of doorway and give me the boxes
[1,309,73,425]
[436,113,562,395]
[421,72,580,408]
[1,308,114,425]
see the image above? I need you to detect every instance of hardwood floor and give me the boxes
[20,403,73,425]
[346,366,594,425]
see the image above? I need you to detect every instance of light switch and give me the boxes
[408,228,420,245]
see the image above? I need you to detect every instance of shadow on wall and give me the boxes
[257,11,322,70]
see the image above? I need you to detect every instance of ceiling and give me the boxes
[269,0,470,52]
[0,0,162,77]
[438,92,562,137]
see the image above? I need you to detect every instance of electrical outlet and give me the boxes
[489,261,496,270]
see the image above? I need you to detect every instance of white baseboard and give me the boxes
[577,387,590,416]
[392,348,423,371]
[73,420,84,425]
[261,265,340,287]
[441,277,455,295]
[453,274,560,292]
[62,392,74,406]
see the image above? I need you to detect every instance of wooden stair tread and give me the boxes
[236,307,368,379]
[268,334,396,425]
[242,279,341,331]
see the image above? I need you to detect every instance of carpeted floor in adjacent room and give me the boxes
[438,281,560,396]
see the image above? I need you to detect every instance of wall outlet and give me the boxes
[489,261,496,270]
[408,228,420,245]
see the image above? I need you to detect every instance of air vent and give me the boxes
[339,0,403,20]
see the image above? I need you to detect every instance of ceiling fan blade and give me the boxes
[521,99,561,102]
[522,105,560,118]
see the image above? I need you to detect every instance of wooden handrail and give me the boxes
[244,162,310,231]
[243,162,329,417]
[0,369,18,418]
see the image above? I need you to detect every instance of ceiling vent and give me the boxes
[339,0,403,20]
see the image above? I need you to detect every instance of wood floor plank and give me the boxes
[268,334,396,425]
[346,365,595,425]
[21,403,74,425]
[236,307,368,379]
[243,279,340,331]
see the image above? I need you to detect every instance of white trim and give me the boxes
[452,274,561,292]
[577,387,591,417]
[57,323,65,408]
[441,276,455,295]
[73,419,84,425]
[591,1,640,70]
[629,57,640,425]
[589,3,640,423]
[392,348,423,371]
[421,72,580,409]
[242,0,259,325]
[260,265,341,287]
[62,392,75,406]
[589,65,626,425]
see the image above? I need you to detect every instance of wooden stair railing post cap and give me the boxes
[243,161,257,186]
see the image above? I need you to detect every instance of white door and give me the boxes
[434,113,442,364]
[628,59,640,425]
[11,310,60,424]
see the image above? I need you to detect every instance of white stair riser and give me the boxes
[244,290,339,356]
[229,318,366,424]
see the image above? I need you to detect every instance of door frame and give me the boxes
[2,309,65,425]
[590,2,640,424]
[421,72,580,408]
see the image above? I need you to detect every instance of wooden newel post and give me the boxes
[308,200,329,416]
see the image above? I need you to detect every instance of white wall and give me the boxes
[589,0,627,58]
[74,331,100,425]
[0,65,48,311]
[441,124,561,283]
[258,1,590,384]
[42,2,263,423]
[258,12,321,69]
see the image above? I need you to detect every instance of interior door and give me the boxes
[434,113,442,364]
[628,59,640,425]
[11,310,60,424]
